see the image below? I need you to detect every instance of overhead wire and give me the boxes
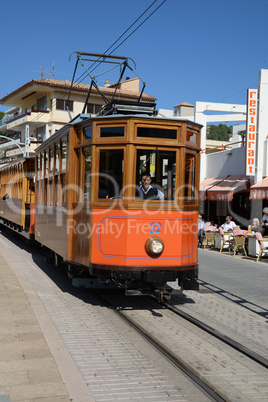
[29,0,167,124]
[73,0,166,86]
[216,84,258,102]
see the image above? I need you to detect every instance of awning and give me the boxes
[199,177,226,201]
[207,175,250,201]
[250,177,268,199]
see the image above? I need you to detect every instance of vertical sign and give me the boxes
[246,89,258,176]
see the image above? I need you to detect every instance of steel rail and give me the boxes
[162,300,268,369]
[96,291,225,402]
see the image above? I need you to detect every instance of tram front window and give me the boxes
[98,149,123,199]
[136,149,176,200]
[184,153,196,201]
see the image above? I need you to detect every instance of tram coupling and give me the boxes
[125,287,182,302]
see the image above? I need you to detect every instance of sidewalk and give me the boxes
[0,247,94,402]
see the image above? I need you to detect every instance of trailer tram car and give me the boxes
[0,158,35,237]
[0,53,202,293]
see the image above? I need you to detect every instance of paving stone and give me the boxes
[2,232,268,401]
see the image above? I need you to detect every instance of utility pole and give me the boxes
[25,125,29,157]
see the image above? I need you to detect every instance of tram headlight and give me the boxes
[145,237,164,258]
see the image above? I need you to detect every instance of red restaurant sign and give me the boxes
[246,89,258,176]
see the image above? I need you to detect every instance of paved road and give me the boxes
[0,228,211,401]
[198,248,268,317]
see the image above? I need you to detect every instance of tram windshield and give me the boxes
[136,149,176,200]
[98,149,124,199]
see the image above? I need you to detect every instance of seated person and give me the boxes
[198,215,205,244]
[136,174,164,200]
[221,215,237,231]
[98,180,109,198]
[248,218,261,233]
[261,207,268,235]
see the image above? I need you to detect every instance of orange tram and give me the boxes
[0,102,202,292]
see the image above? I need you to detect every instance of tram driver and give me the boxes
[137,173,164,200]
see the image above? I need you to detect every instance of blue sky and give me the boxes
[1,0,267,112]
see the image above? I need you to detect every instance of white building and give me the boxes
[0,77,155,161]
[171,69,268,226]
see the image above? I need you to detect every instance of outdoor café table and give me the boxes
[248,234,268,257]
[215,230,234,250]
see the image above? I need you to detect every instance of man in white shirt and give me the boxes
[139,174,164,200]
[198,215,205,244]
[221,215,237,231]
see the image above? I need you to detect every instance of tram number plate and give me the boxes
[150,222,161,234]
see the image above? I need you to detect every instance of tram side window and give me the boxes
[184,153,196,201]
[44,151,48,204]
[48,147,54,205]
[98,149,124,199]
[84,128,92,140]
[136,149,176,200]
[55,144,60,205]
[137,127,177,139]
[186,131,197,143]
[37,154,43,204]
[18,165,23,199]
[84,149,91,201]
[100,127,124,138]
[61,139,68,206]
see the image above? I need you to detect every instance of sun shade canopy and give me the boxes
[206,175,250,202]
[199,177,226,201]
[250,177,268,199]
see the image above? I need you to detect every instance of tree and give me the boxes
[207,124,232,141]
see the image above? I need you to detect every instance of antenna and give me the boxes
[39,63,55,78]
[52,61,55,78]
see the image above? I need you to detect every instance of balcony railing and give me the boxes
[1,109,49,125]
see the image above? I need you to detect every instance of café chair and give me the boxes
[232,229,247,256]
[255,232,268,262]
[218,227,234,254]
[202,226,217,249]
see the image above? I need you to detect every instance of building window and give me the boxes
[56,99,73,111]
[87,103,102,115]
[36,126,46,140]
[37,95,47,110]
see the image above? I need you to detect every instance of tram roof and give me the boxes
[35,112,202,153]
[68,112,200,124]
[0,157,33,171]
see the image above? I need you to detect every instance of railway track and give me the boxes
[162,299,268,369]
[96,289,268,401]
[97,291,225,401]
[1,227,267,401]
